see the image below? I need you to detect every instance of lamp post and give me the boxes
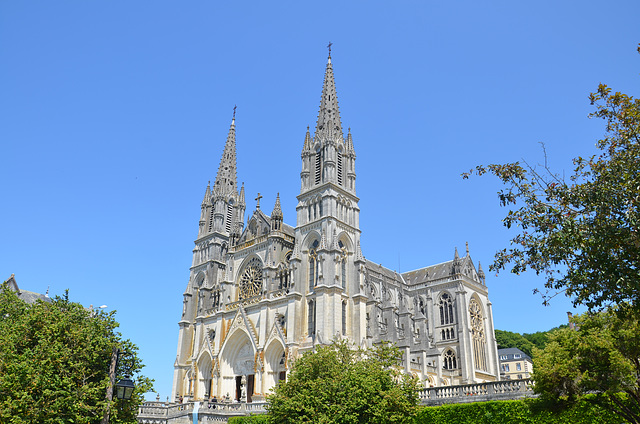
[101,347,136,424]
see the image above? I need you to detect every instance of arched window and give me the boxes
[342,300,347,335]
[469,299,487,371]
[308,300,316,336]
[439,293,454,325]
[443,349,457,370]
[309,240,319,291]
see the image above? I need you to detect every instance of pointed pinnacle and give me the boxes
[303,126,312,152]
[271,193,283,220]
[202,181,211,204]
[454,247,459,260]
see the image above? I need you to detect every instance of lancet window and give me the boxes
[308,299,316,336]
[342,301,347,335]
[225,201,233,233]
[337,151,343,186]
[309,240,319,291]
[469,299,487,371]
[439,293,455,325]
[315,149,322,185]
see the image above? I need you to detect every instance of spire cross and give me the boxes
[233,105,237,119]
[255,193,262,209]
[327,42,332,57]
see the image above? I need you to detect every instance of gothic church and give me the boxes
[172,52,500,402]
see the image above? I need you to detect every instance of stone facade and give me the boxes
[171,53,500,404]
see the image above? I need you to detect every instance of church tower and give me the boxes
[293,50,367,344]
[173,112,246,400]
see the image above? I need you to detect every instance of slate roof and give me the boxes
[498,347,532,362]
[4,274,51,304]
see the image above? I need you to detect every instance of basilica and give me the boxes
[171,52,500,403]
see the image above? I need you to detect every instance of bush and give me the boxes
[228,415,270,424]
[415,397,624,424]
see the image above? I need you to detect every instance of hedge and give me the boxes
[227,397,623,424]
[228,414,270,424]
[416,398,623,424]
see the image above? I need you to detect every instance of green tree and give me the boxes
[495,329,537,357]
[463,45,640,310]
[266,340,419,424]
[532,309,640,423]
[495,327,564,357]
[0,284,153,424]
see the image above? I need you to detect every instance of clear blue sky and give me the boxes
[2,1,639,401]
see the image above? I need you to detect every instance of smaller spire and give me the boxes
[240,182,245,203]
[478,262,486,284]
[271,193,283,220]
[202,181,211,204]
[454,247,459,260]
[355,241,365,262]
[303,126,312,152]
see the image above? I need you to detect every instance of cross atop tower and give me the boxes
[255,193,262,209]
[233,105,237,119]
[327,42,332,57]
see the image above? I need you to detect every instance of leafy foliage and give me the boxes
[532,309,640,423]
[416,398,624,424]
[266,340,419,424]
[0,285,153,424]
[228,415,271,424]
[495,327,565,357]
[463,45,640,311]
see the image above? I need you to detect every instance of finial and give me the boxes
[327,42,333,58]
[255,193,262,209]
[466,241,469,256]
[233,105,237,119]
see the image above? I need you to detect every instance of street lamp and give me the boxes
[115,376,135,400]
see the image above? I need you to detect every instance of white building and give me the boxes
[171,52,500,403]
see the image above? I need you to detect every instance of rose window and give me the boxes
[239,258,263,300]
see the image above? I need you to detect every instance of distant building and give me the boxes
[498,347,532,380]
[3,274,51,304]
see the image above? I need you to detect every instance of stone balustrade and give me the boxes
[418,379,535,406]
[138,380,534,422]
[138,400,268,423]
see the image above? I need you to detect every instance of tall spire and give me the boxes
[315,51,342,138]
[214,111,238,195]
